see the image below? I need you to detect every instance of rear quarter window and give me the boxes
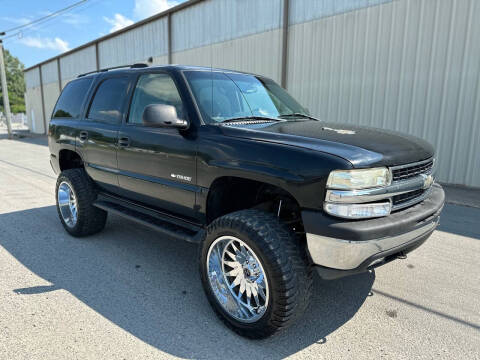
[52,78,93,119]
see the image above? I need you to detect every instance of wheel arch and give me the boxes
[58,149,84,171]
[205,176,303,227]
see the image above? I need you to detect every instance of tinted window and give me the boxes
[52,78,92,119]
[88,77,130,124]
[128,73,184,124]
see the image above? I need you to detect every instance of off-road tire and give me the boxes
[199,209,312,339]
[55,168,107,237]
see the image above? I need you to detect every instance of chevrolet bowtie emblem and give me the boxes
[421,174,434,189]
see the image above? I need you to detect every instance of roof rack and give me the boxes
[77,63,149,78]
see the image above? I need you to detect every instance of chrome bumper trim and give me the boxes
[306,219,438,270]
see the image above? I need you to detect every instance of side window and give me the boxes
[52,78,92,119]
[87,77,130,124]
[128,73,184,125]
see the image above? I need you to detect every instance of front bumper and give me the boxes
[303,183,444,278]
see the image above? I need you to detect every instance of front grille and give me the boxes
[392,189,425,206]
[392,159,434,181]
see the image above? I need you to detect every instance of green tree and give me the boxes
[0,49,26,114]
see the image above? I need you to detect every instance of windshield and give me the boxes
[184,71,309,123]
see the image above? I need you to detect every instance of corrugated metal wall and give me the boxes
[99,19,169,68]
[24,67,42,133]
[172,29,283,82]
[40,60,60,123]
[171,0,282,52]
[287,0,480,187]
[23,0,480,187]
[171,0,284,81]
[60,45,97,86]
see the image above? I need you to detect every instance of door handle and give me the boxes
[118,136,130,147]
[79,131,88,141]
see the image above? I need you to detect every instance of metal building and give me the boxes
[24,0,480,188]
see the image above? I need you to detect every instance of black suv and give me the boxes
[49,64,445,338]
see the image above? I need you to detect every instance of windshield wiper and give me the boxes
[219,116,283,123]
[278,113,319,121]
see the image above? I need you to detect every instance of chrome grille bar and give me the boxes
[391,158,434,181]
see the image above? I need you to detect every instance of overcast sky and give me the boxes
[0,0,183,68]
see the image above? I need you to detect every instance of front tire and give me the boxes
[55,168,107,237]
[199,209,312,339]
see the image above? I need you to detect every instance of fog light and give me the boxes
[324,202,391,219]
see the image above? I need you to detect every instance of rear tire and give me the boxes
[55,169,107,237]
[199,209,312,339]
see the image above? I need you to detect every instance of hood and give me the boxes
[219,120,434,167]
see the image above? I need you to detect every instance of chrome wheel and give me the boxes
[206,236,269,323]
[57,181,78,228]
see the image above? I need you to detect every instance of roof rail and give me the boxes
[77,63,149,78]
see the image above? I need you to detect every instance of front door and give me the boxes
[116,72,198,220]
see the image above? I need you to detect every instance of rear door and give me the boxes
[50,77,94,157]
[77,75,133,193]
[116,71,198,219]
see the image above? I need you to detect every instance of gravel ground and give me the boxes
[0,133,479,360]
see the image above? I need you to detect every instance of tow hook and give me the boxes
[396,252,407,260]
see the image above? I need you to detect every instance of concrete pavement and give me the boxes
[0,133,479,359]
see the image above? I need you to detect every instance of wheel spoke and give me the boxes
[237,302,251,318]
[232,275,242,287]
[240,244,248,257]
[253,292,260,307]
[225,250,236,260]
[227,267,242,277]
[246,284,252,299]
[215,246,223,265]
[239,279,246,294]
[58,199,70,207]
[256,274,265,288]
[70,205,77,222]
[58,189,70,206]
[230,242,240,254]
[251,283,258,297]
[224,260,239,268]
[258,286,266,300]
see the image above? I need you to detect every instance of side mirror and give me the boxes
[142,104,188,129]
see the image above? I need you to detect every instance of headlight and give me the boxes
[326,167,391,190]
[324,202,391,219]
